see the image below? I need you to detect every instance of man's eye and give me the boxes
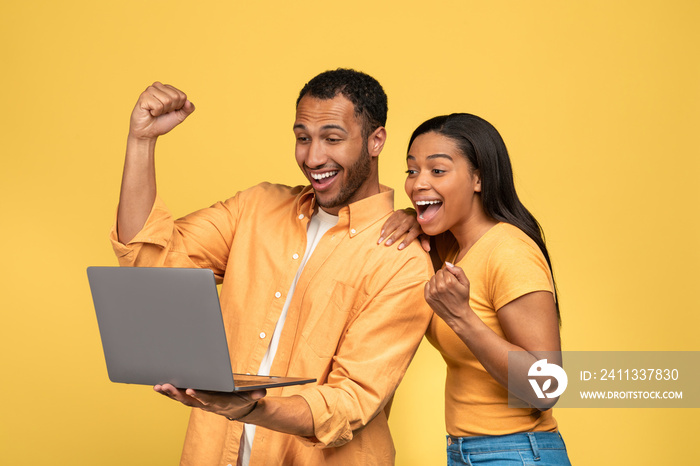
[432,169,445,174]
[327,138,341,143]
[296,136,309,142]
[405,169,418,175]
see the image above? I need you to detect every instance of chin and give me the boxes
[420,222,444,237]
[315,193,337,207]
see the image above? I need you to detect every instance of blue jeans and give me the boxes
[446,432,572,465]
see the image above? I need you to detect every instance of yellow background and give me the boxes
[2,1,698,464]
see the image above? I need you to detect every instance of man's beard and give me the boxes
[316,143,372,210]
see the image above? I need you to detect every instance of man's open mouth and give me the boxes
[310,170,339,189]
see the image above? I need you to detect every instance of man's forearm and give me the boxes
[117,136,157,244]
[157,386,316,438]
[117,82,195,244]
[241,395,315,437]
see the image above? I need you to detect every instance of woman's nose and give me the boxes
[414,172,431,190]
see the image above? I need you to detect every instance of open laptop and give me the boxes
[87,266,316,392]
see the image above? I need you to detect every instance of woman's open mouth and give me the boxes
[415,199,443,223]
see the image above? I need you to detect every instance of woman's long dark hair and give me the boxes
[409,113,560,319]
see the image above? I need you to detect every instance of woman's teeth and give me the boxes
[415,200,442,219]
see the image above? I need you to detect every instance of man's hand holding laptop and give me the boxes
[155,384,266,422]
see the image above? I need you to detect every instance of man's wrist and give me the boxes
[126,134,157,156]
[225,401,258,422]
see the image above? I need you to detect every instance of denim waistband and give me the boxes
[447,432,566,456]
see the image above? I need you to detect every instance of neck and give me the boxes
[341,168,381,210]
[450,200,498,262]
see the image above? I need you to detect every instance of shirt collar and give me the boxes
[296,185,395,237]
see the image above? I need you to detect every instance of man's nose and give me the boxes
[305,140,328,169]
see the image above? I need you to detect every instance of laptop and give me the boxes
[87,266,316,392]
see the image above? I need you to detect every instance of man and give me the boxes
[111,69,432,465]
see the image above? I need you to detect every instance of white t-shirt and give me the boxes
[240,207,339,465]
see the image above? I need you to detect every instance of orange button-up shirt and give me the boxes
[110,183,433,465]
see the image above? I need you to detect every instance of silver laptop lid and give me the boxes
[87,266,236,392]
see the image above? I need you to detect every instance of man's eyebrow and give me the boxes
[292,123,348,134]
[406,153,454,161]
[321,124,348,134]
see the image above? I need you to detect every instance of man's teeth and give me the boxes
[311,171,338,180]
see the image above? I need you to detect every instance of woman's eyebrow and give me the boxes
[406,153,453,161]
[427,153,453,161]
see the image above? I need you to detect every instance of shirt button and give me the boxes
[292,253,299,260]
[298,214,304,220]
[351,229,356,234]
[259,332,266,339]
[275,291,281,298]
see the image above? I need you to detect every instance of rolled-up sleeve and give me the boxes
[109,194,240,279]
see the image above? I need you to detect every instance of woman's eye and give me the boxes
[405,169,418,175]
[432,169,445,174]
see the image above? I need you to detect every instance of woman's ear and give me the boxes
[473,169,482,192]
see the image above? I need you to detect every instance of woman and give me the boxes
[382,113,571,465]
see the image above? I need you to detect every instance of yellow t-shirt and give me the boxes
[426,222,559,437]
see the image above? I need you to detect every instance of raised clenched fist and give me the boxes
[129,82,195,141]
